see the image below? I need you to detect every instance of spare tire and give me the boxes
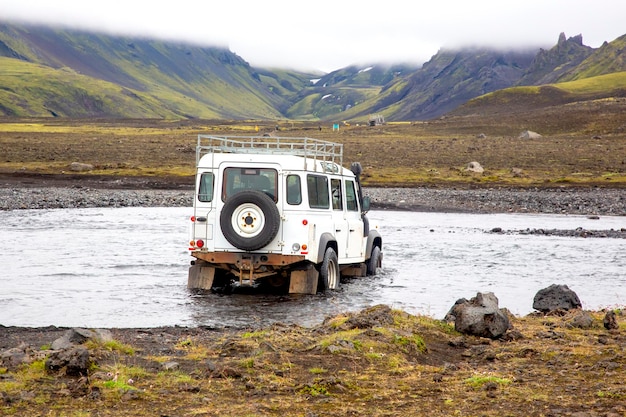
[220,190,280,251]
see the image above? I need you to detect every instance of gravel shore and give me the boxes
[1,184,625,216]
[365,186,626,216]
[3,183,624,237]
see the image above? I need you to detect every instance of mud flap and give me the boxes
[342,264,367,278]
[188,265,216,290]
[288,265,319,295]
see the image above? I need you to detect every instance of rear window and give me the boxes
[222,167,278,201]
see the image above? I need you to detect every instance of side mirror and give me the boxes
[362,196,371,212]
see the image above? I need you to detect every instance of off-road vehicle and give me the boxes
[187,135,382,294]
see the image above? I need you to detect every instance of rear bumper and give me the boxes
[191,251,306,270]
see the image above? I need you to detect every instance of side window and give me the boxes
[198,172,214,202]
[345,180,358,211]
[286,175,302,205]
[307,174,329,209]
[331,178,343,210]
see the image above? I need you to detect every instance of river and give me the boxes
[0,207,624,328]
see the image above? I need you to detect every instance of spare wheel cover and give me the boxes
[220,190,280,251]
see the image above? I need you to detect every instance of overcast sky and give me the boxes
[1,0,625,73]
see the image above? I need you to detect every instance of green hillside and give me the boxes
[286,86,382,120]
[0,57,222,118]
[454,71,626,115]
[0,24,286,119]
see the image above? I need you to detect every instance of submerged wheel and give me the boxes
[220,190,280,251]
[366,246,382,275]
[319,247,339,291]
[266,274,288,288]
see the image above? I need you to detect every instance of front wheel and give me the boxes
[366,246,382,275]
[319,247,339,291]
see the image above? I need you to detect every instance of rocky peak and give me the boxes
[517,33,593,85]
[557,32,583,47]
[570,34,584,46]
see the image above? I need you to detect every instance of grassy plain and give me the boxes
[1,94,625,188]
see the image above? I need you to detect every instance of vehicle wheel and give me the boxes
[220,190,280,251]
[212,268,232,288]
[319,247,339,291]
[366,246,382,275]
[266,274,288,288]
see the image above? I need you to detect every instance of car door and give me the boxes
[330,177,349,261]
[344,179,365,260]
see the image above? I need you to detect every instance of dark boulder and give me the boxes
[45,346,91,376]
[342,304,394,329]
[446,292,510,339]
[444,298,468,322]
[565,310,595,329]
[1,343,36,370]
[51,328,112,350]
[603,310,619,330]
[533,284,582,313]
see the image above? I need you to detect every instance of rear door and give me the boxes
[214,163,283,252]
[192,171,216,245]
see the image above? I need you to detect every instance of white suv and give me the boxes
[187,135,382,294]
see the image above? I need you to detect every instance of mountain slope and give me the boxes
[338,48,537,121]
[0,57,183,117]
[283,64,417,120]
[449,71,626,122]
[337,33,626,122]
[0,23,286,119]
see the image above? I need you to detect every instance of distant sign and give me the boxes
[332,123,339,131]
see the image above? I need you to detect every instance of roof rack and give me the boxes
[196,135,343,167]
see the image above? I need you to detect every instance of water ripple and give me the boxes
[0,207,625,327]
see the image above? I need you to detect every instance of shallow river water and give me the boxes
[1,207,624,328]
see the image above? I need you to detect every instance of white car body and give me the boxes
[187,135,382,294]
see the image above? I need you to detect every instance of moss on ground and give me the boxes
[1,306,625,416]
[1,111,625,188]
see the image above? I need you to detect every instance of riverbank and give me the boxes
[1,306,624,416]
[1,174,625,216]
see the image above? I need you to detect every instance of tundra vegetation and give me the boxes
[0,92,625,188]
[1,306,624,416]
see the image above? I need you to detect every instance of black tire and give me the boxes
[366,246,382,275]
[220,190,280,251]
[319,247,339,291]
